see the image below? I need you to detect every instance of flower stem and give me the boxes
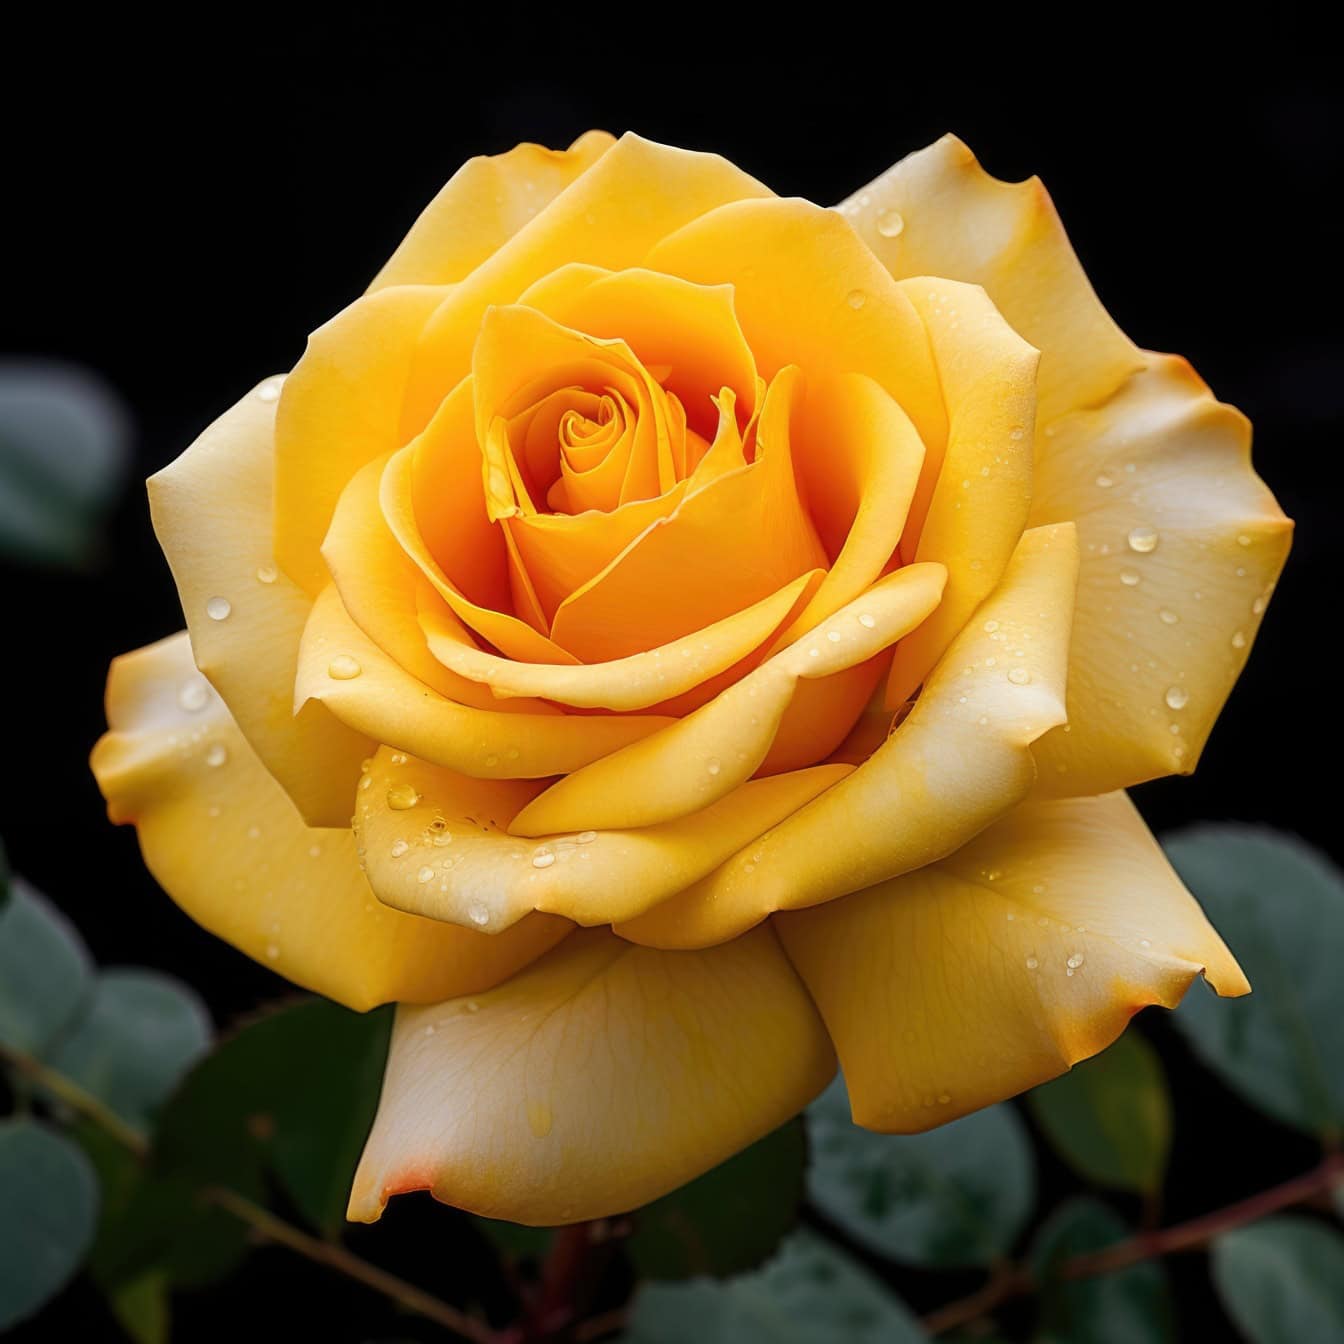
[920,1152,1344,1335]
[0,1039,493,1343]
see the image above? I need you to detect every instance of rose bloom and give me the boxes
[92,132,1290,1225]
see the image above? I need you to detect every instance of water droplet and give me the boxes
[845,289,866,310]
[387,784,420,810]
[256,564,278,584]
[179,677,210,712]
[807,646,821,658]
[938,1092,952,1104]
[206,595,232,621]
[484,753,499,768]
[265,943,280,960]
[1252,595,1268,615]
[1231,630,1247,649]
[1007,667,1031,685]
[576,831,597,844]
[390,839,409,858]
[257,378,284,403]
[876,207,905,238]
[327,654,362,680]
[205,742,228,768]
[1127,526,1159,554]
[432,832,453,848]
[826,630,842,643]
[858,613,876,629]
[465,999,480,1013]
[416,866,435,884]
[468,902,491,927]
[706,758,722,776]
[532,851,556,869]
[1025,956,1039,970]
[1159,609,1179,625]
[1237,533,1252,547]
[1120,570,1141,587]
[1140,938,1152,948]
[1165,685,1189,710]
[1067,953,1085,969]
[1096,474,1113,488]
[983,619,1000,633]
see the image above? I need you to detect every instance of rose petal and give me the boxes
[509,563,945,836]
[295,585,671,775]
[776,791,1246,1131]
[885,278,1038,705]
[617,524,1077,949]
[90,633,569,1012]
[839,133,1143,424]
[347,925,835,1225]
[371,130,616,290]
[1029,354,1293,793]
[355,745,852,929]
[148,379,371,827]
[549,366,829,660]
[274,284,448,595]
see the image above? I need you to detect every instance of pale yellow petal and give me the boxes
[355,746,852,930]
[511,564,945,837]
[885,278,1038,705]
[618,524,1077,949]
[839,133,1143,423]
[348,926,836,1225]
[148,378,371,827]
[90,634,570,1012]
[777,791,1246,1131]
[274,284,448,594]
[295,585,671,775]
[371,131,616,290]
[1029,354,1292,794]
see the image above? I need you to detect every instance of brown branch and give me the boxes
[921,1152,1344,1336]
[1,1040,494,1342]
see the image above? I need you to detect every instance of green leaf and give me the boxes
[1212,1217,1344,1343]
[630,1118,806,1279]
[1027,1030,1171,1193]
[806,1076,1035,1267]
[1030,1198,1173,1343]
[0,361,130,567]
[0,1119,99,1330]
[105,1271,170,1344]
[623,1230,926,1342]
[1165,828,1344,1139]
[0,878,93,1055]
[48,968,212,1131]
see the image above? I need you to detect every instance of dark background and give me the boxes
[2,16,1340,1342]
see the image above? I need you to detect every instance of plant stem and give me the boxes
[921,1152,1344,1335]
[1,1040,150,1157]
[1,1040,493,1343]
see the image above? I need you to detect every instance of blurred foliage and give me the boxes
[5,827,1344,1340]
[0,361,129,568]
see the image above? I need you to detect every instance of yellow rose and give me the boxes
[91,131,1291,1226]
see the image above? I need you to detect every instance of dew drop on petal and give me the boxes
[1120,570,1141,587]
[387,784,420,810]
[206,595,232,621]
[179,678,210,712]
[390,839,409,858]
[1159,609,1179,625]
[706,758,722,776]
[858,613,876,629]
[205,743,228,768]
[416,866,435,884]
[1007,667,1031,685]
[256,565,277,584]
[468,902,491,925]
[327,654,362,680]
[1165,685,1189,710]
[846,289,866,310]
[876,207,905,238]
[1127,527,1159,554]
[1232,630,1247,649]
[532,850,556,869]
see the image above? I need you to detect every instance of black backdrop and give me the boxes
[2,15,1340,1342]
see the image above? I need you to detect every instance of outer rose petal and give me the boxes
[90,633,570,1012]
[776,792,1247,1132]
[839,133,1143,423]
[347,926,836,1225]
[355,746,851,930]
[885,278,1037,706]
[149,378,371,828]
[370,131,616,290]
[618,524,1077,949]
[295,585,671,776]
[1028,355,1293,793]
[275,284,449,595]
